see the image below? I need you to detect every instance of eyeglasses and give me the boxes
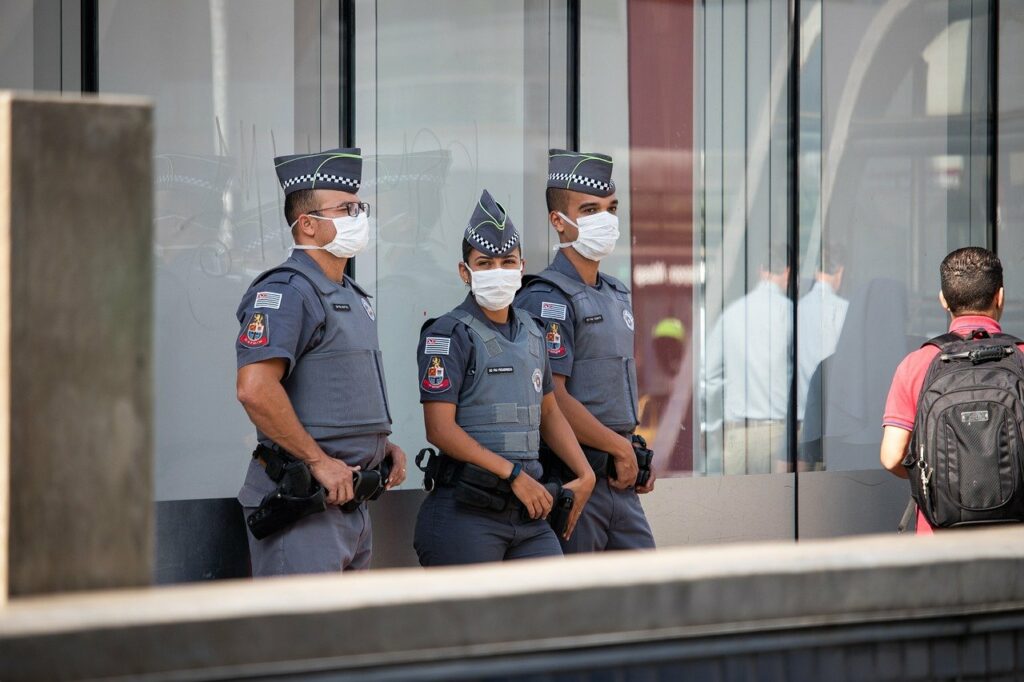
[310,201,370,218]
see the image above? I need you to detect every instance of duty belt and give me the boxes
[539,434,654,487]
[415,448,574,535]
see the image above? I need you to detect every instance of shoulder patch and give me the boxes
[424,336,451,356]
[545,322,567,358]
[254,291,283,310]
[239,312,270,347]
[540,301,567,320]
[421,356,452,393]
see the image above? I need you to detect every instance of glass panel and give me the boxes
[798,0,991,473]
[96,0,338,500]
[0,0,62,91]
[999,6,1024,335]
[697,0,792,476]
[357,0,564,488]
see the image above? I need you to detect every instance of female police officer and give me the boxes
[413,190,595,566]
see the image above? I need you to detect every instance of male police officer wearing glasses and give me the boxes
[235,148,407,576]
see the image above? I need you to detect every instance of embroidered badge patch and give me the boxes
[239,312,269,347]
[254,291,282,310]
[532,368,543,393]
[424,337,451,355]
[622,309,635,331]
[333,303,351,312]
[361,297,376,321]
[487,366,514,375]
[421,356,451,393]
[540,301,567,320]
[584,314,604,324]
[546,322,566,358]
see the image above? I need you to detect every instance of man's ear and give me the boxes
[939,289,949,312]
[549,211,566,236]
[996,287,1005,311]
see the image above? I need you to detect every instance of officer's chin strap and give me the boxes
[416,447,438,492]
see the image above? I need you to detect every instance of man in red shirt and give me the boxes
[880,247,1021,534]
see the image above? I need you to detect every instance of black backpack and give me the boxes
[902,328,1024,529]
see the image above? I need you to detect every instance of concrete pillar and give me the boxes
[0,91,154,599]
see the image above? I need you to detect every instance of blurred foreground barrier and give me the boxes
[0,91,153,600]
[2,527,1024,680]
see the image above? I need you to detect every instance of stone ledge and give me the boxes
[1,527,1023,680]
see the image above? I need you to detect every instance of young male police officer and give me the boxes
[235,148,407,576]
[514,150,656,553]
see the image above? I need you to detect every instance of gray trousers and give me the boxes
[414,486,563,566]
[238,454,375,576]
[560,477,655,553]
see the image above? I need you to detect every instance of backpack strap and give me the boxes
[922,332,967,352]
[897,497,917,535]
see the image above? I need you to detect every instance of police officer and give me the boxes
[514,149,656,553]
[235,148,407,576]
[413,190,595,566]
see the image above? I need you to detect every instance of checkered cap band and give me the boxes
[281,173,361,191]
[548,172,614,193]
[467,226,520,256]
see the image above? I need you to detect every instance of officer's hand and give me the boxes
[310,457,359,506]
[385,441,407,489]
[635,466,656,494]
[511,473,553,520]
[609,436,638,489]
[561,471,596,540]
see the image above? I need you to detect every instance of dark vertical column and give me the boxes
[787,0,801,537]
[80,0,98,93]
[566,0,580,151]
[341,0,356,278]
[987,0,999,253]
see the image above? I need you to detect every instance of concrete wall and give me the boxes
[0,91,154,598]
[4,526,1024,680]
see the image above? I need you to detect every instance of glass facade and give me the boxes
[0,0,1018,555]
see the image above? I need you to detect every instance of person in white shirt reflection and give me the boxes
[797,246,848,423]
[704,248,792,475]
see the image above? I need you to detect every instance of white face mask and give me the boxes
[292,212,370,259]
[466,265,523,311]
[556,211,619,261]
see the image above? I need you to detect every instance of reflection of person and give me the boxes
[234,148,407,576]
[413,190,594,566]
[515,149,656,553]
[880,248,1022,534]
[798,278,912,471]
[637,318,686,443]
[797,246,848,420]
[704,249,792,474]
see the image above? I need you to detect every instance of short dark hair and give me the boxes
[940,247,1003,314]
[545,187,570,214]
[284,189,318,227]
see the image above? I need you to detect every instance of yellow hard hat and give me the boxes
[652,317,685,341]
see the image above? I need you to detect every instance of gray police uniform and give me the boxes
[413,190,562,566]
[514,149,655,553]
[236,148,392,576]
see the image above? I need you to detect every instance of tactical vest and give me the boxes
[523,268,639,433]
[432,307,545,460]
[250,258,392,444]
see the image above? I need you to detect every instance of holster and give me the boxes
[247,444,327,540]
[340,457,393,513]
[544,481,575,536]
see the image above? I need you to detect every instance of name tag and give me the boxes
[584,315,604,324]
[487,366,515,375]
[333,304,351,312]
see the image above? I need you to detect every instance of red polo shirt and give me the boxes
[882,315,1024,534]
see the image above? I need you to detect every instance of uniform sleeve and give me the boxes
[418,322,473,404]
[514,287,576,376]
[235,278,324,376]
[541,351,555,395]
